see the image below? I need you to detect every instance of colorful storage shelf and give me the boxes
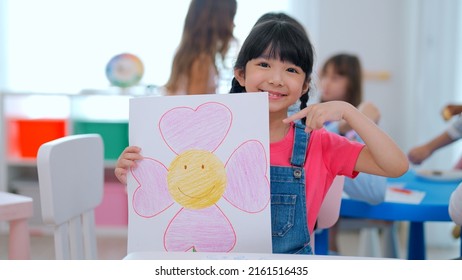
[2,92,133,228]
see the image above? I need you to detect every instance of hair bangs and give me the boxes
[265,34,312,76]
[235,20,314,77]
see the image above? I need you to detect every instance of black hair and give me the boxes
[229,18,315,123]
[254,12,306,33]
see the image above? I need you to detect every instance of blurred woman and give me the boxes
[161,0,237,95]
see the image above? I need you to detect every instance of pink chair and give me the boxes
[317,176,345,229]
[313,176,344,253]
[0,191,33,259]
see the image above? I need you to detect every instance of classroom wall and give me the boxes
[315,0,409,149]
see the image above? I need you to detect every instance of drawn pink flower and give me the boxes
[131,102,270,252]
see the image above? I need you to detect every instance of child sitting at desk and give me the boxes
[408,104,462,168]
[408,104,462,239]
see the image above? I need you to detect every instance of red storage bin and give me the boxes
[7,118,67,158]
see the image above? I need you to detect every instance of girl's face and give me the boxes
[320,64,349,102]
[234,55,309,115]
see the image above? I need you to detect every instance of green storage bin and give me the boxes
[73,120,128,160]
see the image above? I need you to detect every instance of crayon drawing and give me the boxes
[127,94,272,254]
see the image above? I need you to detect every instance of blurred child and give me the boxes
[408,105,462,169]
[320,53,387,205]
[408,104,462,239]
[161,0,237,95]
[319,53,389,254]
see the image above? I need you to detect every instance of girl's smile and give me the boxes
[266,90,288,100]
[235,56,309,115]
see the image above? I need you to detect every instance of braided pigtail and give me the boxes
[229,77,246,93]
[299,93,309,125]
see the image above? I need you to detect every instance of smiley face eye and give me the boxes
[201,164,205,169]
[184,165,187,170]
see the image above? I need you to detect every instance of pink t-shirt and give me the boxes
[270,124,364,233]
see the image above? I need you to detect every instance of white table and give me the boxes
[124,251,385,260]
[0,192,33,259]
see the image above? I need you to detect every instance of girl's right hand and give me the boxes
[284,101,353,132]
[114,146,143,185]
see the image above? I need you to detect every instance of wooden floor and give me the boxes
[0,227,128,260]
[0,224,460,260]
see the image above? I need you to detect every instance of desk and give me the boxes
[0,192,33,259]
[340,169,461,259]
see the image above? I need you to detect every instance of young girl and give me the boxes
[115,18,408,255]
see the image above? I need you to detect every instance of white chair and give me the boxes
[313,176,345,253]
[357,222,399,258]
[0,191,33,259]
[316,176,400,258]
[37,134,104,259]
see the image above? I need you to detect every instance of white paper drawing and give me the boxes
[127,93,272,254]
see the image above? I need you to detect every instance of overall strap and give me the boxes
[290,123,310,167]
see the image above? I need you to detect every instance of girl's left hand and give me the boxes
[284,101,353,132]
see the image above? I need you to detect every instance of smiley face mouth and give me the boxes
[177,185,216,199]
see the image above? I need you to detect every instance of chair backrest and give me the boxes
[37,134,104,259]
[317,176,345,229]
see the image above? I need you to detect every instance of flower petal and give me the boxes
[224,140,270,213]
[164,206,236,252]
[159,102,232,154]
[131,158,173,217]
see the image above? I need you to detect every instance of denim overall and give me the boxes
[271,123,313,254]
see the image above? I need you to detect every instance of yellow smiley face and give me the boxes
[167,150,227,209]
